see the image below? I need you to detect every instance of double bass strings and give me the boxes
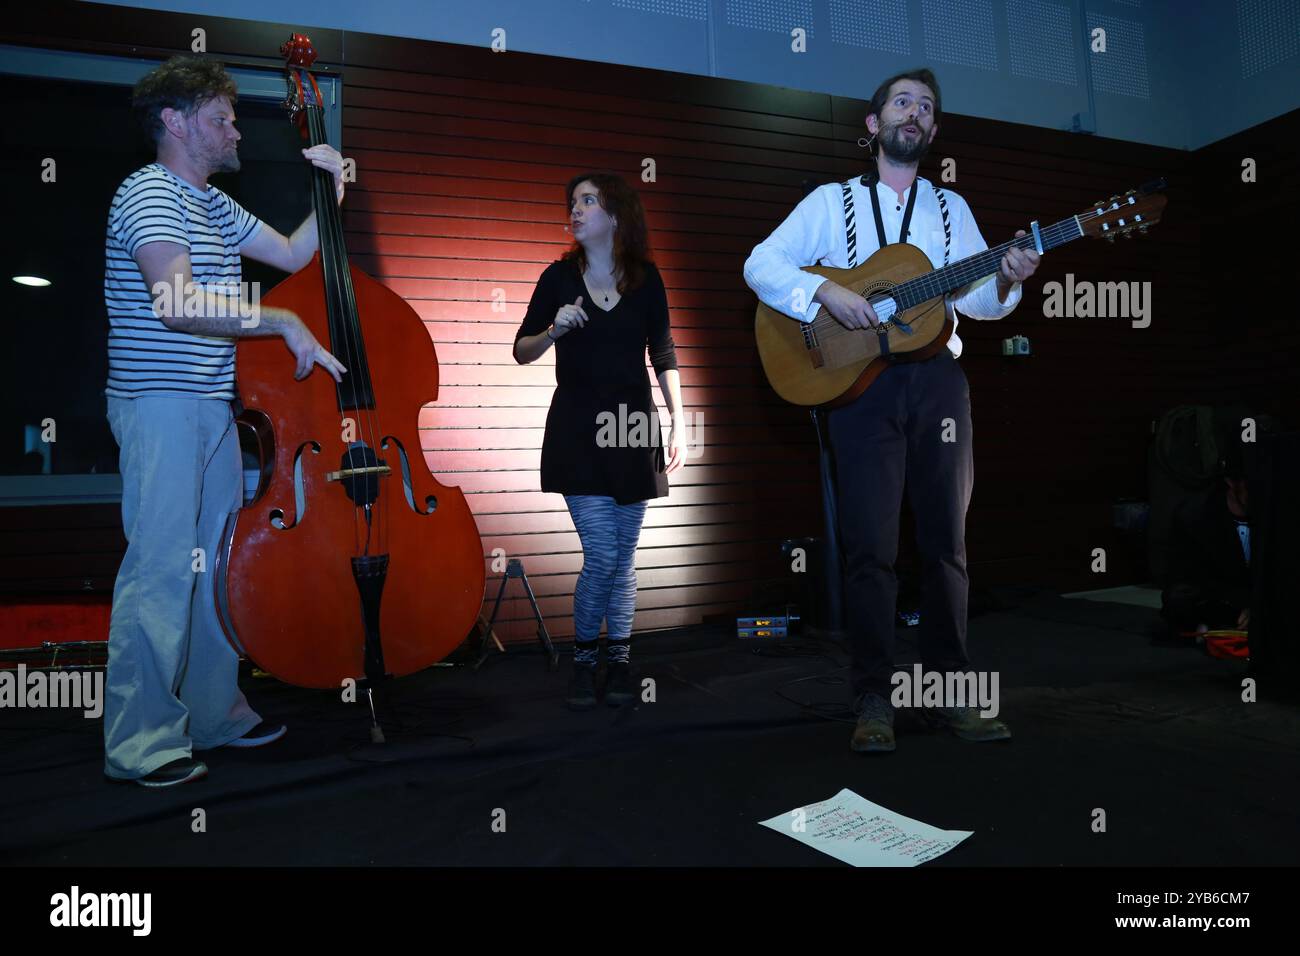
[322,108,387,556]
[320,110,385,557]
[303,107,360,546]
[305,100,385,556]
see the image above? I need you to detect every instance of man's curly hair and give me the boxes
[132,56,238,145]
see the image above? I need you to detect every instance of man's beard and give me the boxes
[208,143,240,174]
[879,122,931,164]
[188,131,240,175]
[214,150,240,173]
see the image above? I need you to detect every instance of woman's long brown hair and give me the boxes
[561,172,652,294]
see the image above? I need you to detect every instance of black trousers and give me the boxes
[1161,583,1240,633]
[828,349,974,705]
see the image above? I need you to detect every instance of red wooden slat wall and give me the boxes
[336,61,824,642]
[1,2,1294,650]
[331,53,1207,643]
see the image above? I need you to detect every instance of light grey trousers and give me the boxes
[104,396,260,779]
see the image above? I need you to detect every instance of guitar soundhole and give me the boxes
[863,287,897,330]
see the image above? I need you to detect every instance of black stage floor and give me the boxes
[3,588,1296,867]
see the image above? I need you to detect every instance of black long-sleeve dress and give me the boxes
[515,259,679,505]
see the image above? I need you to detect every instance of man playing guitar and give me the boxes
[744,69,1041,752]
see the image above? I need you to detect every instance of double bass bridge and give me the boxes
[326,464,392,482]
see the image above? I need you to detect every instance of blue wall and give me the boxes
[96,0,1300,150]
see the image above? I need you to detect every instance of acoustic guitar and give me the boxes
[754,179,1168,407]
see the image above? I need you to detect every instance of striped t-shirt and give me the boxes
[104,162,263,399]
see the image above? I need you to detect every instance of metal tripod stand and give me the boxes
[474,558,559,670]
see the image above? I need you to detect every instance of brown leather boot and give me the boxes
[850,693,896,753]
[922,706,1011,741]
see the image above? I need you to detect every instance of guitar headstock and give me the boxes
[1080,178,1168,242]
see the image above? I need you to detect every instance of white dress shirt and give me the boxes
[743,175,1021,358]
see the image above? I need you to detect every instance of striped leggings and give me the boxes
[565,495,648,666]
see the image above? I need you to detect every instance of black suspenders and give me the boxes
[869,172,918,251]
[841,173,950,269]
[841,180,859,268]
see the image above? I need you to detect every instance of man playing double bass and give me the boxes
[744,69,1041,753]
[103,56,346,787]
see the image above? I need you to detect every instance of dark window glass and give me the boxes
[0,73,311,477]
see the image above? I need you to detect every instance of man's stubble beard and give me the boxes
[187,127,240,176]
[209,143,240,174]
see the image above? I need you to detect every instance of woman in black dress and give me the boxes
[513,172,686,710]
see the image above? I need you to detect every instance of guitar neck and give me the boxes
[889,215,1083,309]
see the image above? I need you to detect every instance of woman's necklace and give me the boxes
[585,265,618,305]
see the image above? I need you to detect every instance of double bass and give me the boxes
[217,34,485,708]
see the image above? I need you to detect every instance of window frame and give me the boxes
[0,43,342,507]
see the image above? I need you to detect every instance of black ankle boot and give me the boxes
[604,662,635,707]
[566,663,597,711]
